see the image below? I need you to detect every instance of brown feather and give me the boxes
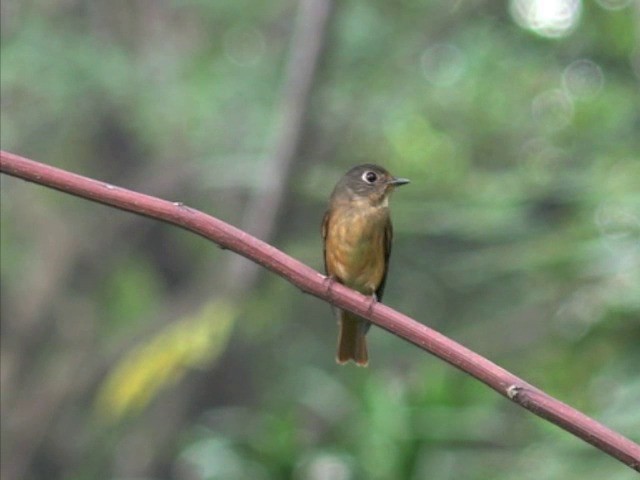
[336,311,368,366]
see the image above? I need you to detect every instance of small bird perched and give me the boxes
[322,164,409,366]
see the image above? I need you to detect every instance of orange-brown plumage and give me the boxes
[322,164,408,366]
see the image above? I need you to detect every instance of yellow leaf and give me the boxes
[94,301,236,421]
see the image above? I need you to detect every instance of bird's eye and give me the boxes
[362,171,378,184]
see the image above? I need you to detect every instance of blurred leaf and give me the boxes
[94,301,236,421]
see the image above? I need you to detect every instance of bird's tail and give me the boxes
[336,311,369,367]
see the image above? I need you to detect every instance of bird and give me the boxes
[322,164,409,366]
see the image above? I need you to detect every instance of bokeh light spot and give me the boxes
[420,44,466,86]
[595,201,640,241]
[562,59,604,99]
[510,0,582,38]
[595,0,633,10]
[531,89,574,129]
[299,453,352,480]
[223,26,265,67]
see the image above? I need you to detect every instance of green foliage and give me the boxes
[1,0,638,479]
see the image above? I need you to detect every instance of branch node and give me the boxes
[507,384,521,400]
[322,274,335,300]
[173,202,197,215]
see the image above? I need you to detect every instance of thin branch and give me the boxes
[1,150,639,472]
[225,0,334,292]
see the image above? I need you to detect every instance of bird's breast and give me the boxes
[325,204,388,294]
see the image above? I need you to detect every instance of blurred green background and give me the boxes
[1,0,639,479]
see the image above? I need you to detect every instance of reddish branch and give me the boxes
[2,150,639,471]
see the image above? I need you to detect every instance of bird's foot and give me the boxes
[323,274,336,300]
[366,293,378,317]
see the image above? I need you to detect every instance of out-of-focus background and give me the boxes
[1,0,639,479]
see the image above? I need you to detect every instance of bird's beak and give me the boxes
[388,177,410,187]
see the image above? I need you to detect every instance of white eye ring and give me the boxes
[362,171,378,184]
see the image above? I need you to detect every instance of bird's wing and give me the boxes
[376,216,393,302]
[321,209,331,275]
